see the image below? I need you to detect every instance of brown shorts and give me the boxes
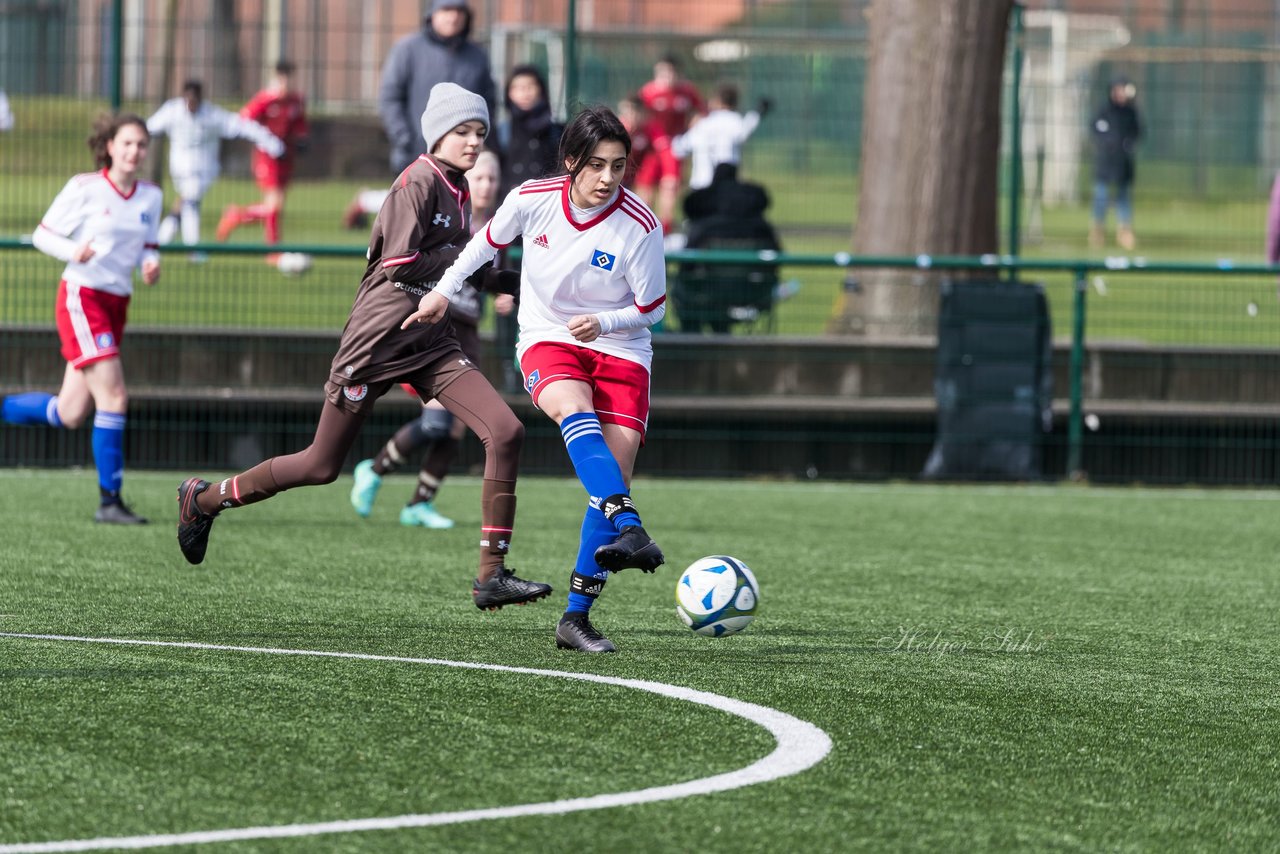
[454,321,481,365]
[324,346,477,415]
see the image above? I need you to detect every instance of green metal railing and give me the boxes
[6,235,1280,479]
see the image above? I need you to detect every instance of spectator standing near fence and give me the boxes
[493,65,562,192]
[671,83,768,192]
[147,80,284,257]
[350,150,504,529]
[1089,76,1141,251]
[215,61,308,255]
[379,0,497,176]
[178,84,552,612]
[2,114,161,524]
[402,106,668,653]
[489,64,563,391]
[635,56,704,233]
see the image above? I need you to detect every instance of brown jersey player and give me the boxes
[177,83,550,611]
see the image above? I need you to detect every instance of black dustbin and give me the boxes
[921,279,1053,480]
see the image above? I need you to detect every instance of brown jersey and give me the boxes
[329,154,474,387]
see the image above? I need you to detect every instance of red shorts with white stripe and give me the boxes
[55,280,130,369]
[520,341,651,441]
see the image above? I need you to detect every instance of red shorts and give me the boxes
[520,342,651,439]
[55,281,129,369]
[253,152,293,190]
[634,144,681,187]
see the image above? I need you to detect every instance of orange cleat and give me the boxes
[215,205,242,241]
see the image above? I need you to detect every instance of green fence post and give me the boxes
[1007,2,1024,267]
[564,0,578,111]
[1067,265,1088,479]
[110,0,124,111]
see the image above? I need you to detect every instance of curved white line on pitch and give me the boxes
[0,632,833,854]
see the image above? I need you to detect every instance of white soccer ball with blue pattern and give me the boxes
[675,555,759,637]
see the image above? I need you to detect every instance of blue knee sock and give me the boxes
[3,393,62,427]
[92,411,126,497]
[560,412,641,531]
[566,505,617,615]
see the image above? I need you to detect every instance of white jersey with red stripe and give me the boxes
[436,175,667,369]
[35,170,163,297]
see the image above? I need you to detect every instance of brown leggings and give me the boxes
[198,370,522,511]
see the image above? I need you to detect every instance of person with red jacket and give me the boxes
[216,60,309,255]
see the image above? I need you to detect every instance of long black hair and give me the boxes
[557,106,631,182]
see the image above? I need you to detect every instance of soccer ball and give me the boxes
[276,252,313,276]
[675,555,759,637]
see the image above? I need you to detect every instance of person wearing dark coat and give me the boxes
[1089,76,1142,250]
[677,162,781,334]
[489,65,563,390]
[682,161,770,226]
[378,0,497,174]
[492,65,563,196]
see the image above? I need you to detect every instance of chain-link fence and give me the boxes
[4,0,1280,485]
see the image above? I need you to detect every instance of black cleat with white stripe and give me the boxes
[594,525,664,573]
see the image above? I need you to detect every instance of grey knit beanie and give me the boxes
[420,82,489,153]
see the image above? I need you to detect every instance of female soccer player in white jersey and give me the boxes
[1,114,162,524]
[403,105,667,653]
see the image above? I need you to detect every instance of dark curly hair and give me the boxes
[87,113,149,169]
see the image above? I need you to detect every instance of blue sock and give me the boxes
[560,412,642,531]
[566,505,617,614]
[3,393,62,427]
[92,411,126,498]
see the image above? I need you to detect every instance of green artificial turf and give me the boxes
[2,470,1278,851]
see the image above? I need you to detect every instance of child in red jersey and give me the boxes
[634,56,703,232]
[216,60,309,254]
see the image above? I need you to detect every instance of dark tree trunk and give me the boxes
[212,0,244,99]
[834,0,1014,337]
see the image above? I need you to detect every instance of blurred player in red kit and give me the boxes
[634,56,703,233]
[216,60,309,254]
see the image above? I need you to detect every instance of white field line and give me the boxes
[0,633,833,853]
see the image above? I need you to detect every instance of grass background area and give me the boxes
[4,97,1280,342]
[2,470,1279,851]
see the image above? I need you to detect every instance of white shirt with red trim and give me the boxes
[436,176,667,369]
[34,170,163,297]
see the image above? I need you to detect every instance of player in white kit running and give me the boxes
[147,80,284,253]
[404,106,668,652]
[1,114,163,523]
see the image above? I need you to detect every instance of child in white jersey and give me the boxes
[671,82,768,191]
[403,106,668,652]
[146,79,284,254]
[2,113,163,524]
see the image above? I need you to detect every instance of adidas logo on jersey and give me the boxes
[532,233,549,249]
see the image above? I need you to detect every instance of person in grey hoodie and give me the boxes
[379,0,498,174]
